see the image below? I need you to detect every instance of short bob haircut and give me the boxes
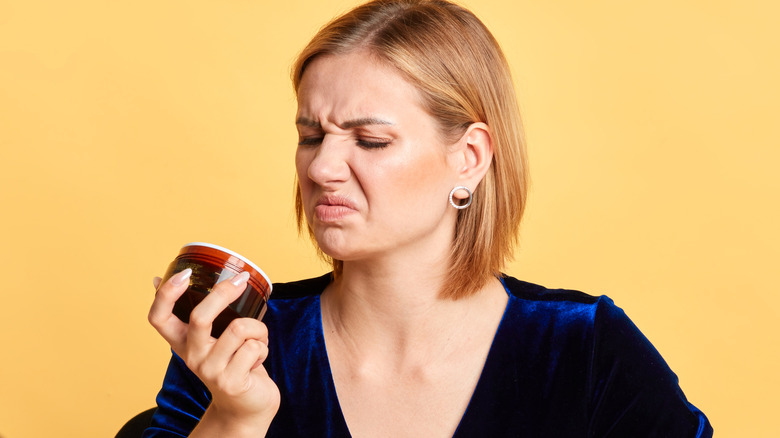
[292,0,528,299]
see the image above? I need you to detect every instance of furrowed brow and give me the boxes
[295,116,395,130]
[340,117,394,129]
[295,117,321,128]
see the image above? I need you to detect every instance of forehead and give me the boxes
[296,51,426,122]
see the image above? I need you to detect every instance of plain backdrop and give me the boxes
[1,0,778,436]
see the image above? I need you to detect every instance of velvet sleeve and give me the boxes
[142,352,211,438]
[587,297,713,437]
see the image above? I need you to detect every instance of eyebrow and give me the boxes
[295,117,321,128]
[295,116,395,129]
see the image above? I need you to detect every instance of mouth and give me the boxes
[313,194,358,222]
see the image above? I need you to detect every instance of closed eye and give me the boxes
[297,137,323,146]
[298,137,390,149]
[357,139,391,149]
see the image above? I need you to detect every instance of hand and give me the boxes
[149,269,281,435]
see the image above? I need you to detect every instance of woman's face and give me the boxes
[295,50,461,264]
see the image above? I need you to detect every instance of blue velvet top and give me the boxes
[143,274,712,437]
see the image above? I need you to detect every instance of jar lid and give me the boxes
[183,242,272,293]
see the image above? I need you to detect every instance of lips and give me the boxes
[313,194,358,222]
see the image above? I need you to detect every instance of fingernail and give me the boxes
[172,268,192,286]
[152,277,162,289]
[231,271,250,287]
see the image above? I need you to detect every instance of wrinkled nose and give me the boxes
[306,136,351,186]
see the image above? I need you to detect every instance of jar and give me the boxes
[161,242,272,338]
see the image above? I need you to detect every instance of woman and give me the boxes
[146,0,712,436]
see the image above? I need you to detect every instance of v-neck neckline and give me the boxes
[314,278,515,437]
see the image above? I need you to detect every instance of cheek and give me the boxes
[295,151,315,210]
[403,146,450,186]
[295,150,314,187]
[364,149,450,207]
[294,149,308,178]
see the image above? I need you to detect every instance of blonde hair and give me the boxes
[293,0,528,299]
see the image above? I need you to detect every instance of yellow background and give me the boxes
[1,0,777,436]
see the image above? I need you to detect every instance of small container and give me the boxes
[160,242,272,338]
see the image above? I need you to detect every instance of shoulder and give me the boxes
[500,274,606,307]
[263,273,331,349]
[499,274,659,356]
[269,272,332,300]
[264,272,331,321]
[479,275,713,436]
[498,274,619,333]
[497,274,679,385]
[501,275,656,351]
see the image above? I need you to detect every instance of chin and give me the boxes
[316,241,370,265]
[313,233,350,260]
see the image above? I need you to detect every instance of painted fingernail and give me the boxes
[171,268,192,286]
[231,271,250,287]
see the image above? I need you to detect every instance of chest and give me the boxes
[329,351,489,438]
[264,293,596,437]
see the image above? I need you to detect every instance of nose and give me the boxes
[304,135,351,186]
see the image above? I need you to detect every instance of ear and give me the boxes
[447,122,493,200]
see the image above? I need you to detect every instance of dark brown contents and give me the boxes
[163,257,269,338]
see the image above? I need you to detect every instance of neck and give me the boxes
[321,255,506,365]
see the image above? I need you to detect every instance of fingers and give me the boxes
[148,269,192,348]
[187,271,251,347]
[210,318,269,363]
[201,319,270,382]
[149,269,263,380]
[226,339,269,378]
[147,268,277,419]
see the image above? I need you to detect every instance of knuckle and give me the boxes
[244,339,262,351]
[244,339,268,358]
[147,311,163,329]
[188,309,212,329]
[257,321,269,338]
[226,318,251,338]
